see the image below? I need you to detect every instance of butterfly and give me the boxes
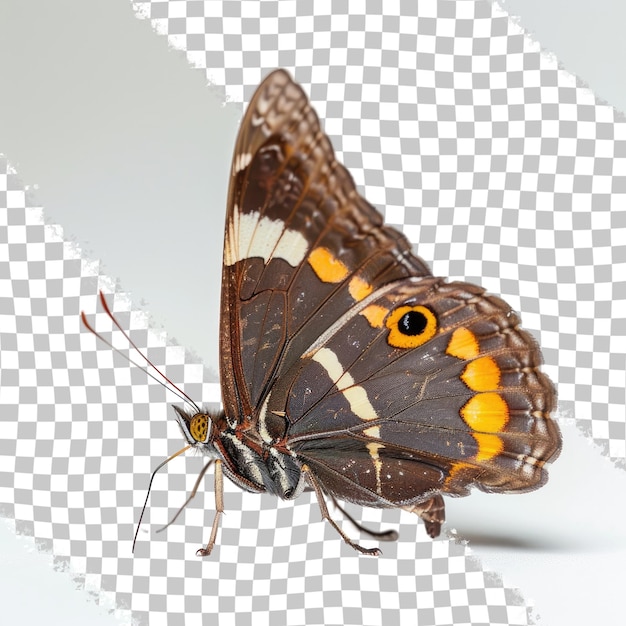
[86,69,561,556]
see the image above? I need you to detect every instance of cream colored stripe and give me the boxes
[225,209,308,266]
[366,441,384,495]
[233,152,252,174]
[363,425,380,439]
[312,347,377,422]
[258,392,272,444]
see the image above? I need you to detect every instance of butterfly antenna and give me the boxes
[132,444,191,553]
[80,291,201,414]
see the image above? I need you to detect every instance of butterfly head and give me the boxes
[172,404,219,446]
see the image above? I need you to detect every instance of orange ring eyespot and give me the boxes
[386,305,438,349]
[190,414,209,443]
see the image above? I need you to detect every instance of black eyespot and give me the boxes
[386,304,437,349]
[398,310,428,336]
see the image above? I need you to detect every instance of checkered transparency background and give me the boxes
[1,0,625,625]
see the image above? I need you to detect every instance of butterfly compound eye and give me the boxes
[386,305,437,349]
[189,414,209,443]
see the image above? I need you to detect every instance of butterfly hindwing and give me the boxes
[271,277,559,509]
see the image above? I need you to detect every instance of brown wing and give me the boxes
[282,278,560,507]
[219,70,431,424]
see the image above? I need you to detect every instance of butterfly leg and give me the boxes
[403,494,445,538]
[196,459,224,557]
[302,464,382,556]
[157,459,214,534]
[330,496,399,542]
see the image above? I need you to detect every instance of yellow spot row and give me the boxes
[447,327,509,462]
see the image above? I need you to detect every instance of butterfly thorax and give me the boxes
[173,405,304,499]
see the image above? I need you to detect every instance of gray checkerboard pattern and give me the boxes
[2,0,625,624]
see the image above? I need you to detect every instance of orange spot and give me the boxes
[386,305,437,349]
[461,356,501,392]
[446,327,479,360]
[361,304,388,328]
[444,461,473,488]
[308,247,349,283]
[472,433,504,461]
[460,392,509,433]
[349,276,373,301]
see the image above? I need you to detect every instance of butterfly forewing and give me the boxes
[220,70,431,423]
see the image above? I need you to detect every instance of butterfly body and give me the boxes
[167,69,561,554]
